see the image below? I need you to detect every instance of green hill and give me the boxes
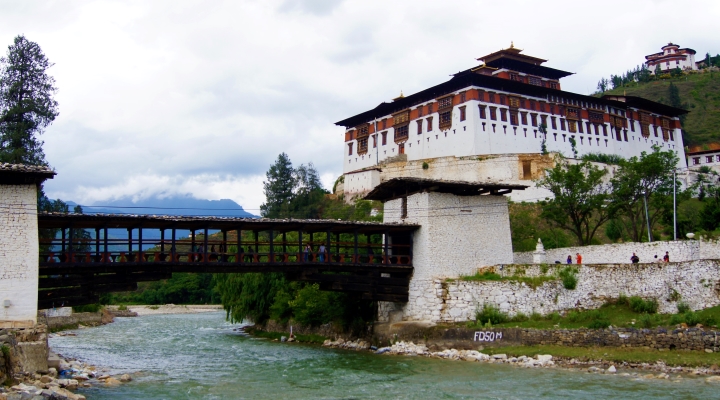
[602,71,720,146]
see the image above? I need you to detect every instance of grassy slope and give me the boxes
[603,71,720,146]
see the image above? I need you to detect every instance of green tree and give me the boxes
[0,35,58,165]
[610,146,678,242]
[260,153,296,218]
[536,157,613,245]
[290,163,328,218]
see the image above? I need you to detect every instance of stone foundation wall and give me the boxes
[38,311,103,331]
[0,325,48,378]
[374,325,720,353]
[383,260,720,323]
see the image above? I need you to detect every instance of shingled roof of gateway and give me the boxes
[335,67,687,128]
[0,163,56,184]
[364,177,528,202]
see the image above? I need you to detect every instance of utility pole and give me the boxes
[643,191,652,242]
[673,169,677,241]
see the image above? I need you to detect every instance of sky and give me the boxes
[1,0,718,213]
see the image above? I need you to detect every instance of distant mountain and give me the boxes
[69,196,257,218]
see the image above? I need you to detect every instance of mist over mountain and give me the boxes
[69,196,257,218]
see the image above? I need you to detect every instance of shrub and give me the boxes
[461,271,503,281]
[530,312,543,321]
[677,302,690,314]
[549,312,562,323]
[684,311,701,327]
[566,311,581,322]
[588,317,611,329]
[422,162,429,170]
[638,313,656,328]
[510,312,529,322]
[72,303,101,313]
[558,267,578,290]
[668,289,682,302]
[628,297,658,314]
[617,293,628,306]
[475,304,507,326]
[118,304,128,311]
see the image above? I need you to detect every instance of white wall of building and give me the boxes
[0,184,39,328]
[343,87,686,176]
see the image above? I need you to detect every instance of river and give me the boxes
[49,312,718,399]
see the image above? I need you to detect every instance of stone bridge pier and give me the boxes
[364,178,526,323]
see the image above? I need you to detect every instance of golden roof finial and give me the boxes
[510,41,514,49]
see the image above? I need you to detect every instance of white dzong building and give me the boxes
[335,45,688,201]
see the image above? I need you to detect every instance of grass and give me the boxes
[460,270,556,289]
[483,345,720,367]
[477,303,720,330]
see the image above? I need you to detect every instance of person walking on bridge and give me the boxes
[319,244,326,262]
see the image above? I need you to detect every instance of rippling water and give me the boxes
[49,312,718,399]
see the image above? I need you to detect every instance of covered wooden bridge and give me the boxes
[38,213,418,309]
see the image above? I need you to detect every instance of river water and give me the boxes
[49,312,718,399]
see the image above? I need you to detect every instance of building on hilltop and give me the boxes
[645,43,698,73]
[687,143,720,172]
[335,44,688,202]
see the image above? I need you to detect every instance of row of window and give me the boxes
[691,155,720,165]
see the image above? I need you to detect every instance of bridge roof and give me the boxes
[364,177,528,202]
[0,163,56,185]
[38,212,419,234]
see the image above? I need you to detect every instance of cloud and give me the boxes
[1,0,718,210]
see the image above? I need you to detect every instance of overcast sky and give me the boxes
[1,0,718,213]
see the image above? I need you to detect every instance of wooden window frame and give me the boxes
[459,106,466,122]
[479,105,486,119]
[439,111,452,131]
[427,117,433,131]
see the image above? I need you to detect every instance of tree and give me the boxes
[536,157,613,245]
[260,153,296,218]
[610,146,678,242]
[0,35,58,165]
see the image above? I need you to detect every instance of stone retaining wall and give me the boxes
[39,311,103,331]
[0,325,48,378]
[514,239,720,265]
[379,260,720,323]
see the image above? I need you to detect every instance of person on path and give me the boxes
[566,255,572,264]
[303,244,310,262]
[630,253,640,263]
[663,251,670,262]
[575,253,582,264]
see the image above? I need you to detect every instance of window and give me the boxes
[398,143,405,154]
[348,143,353,155]
[460,92,466,103]
[417,106,423,118]
[560,119,566,131]
[551,117,557,129]
[510,112,519,126]
[382,119,387,129]
[438,96,453,109]
[520,112,527,125]
[640,113,651,138]
[381,131,387,145]
[427,103,433,114]
[372,135,377,148]
[394,125,409,141]
[426,117,433,131]
[529,76,542,86]
[522,161,532,180]
[629,119,635,132]
[478,105,486,119]
[549,82,558,90]
[499,95,507,105]
[358,137,368,154]
[439,111,452,130]
[489,93,496,103]
[693,157,700,165]
[716,155,720,162]
[707,156,714,163]
[500,109,508,122]
[509,97,521,108]
[530,113,537,127]
[489,107,497,121]
[357,125,369,137]
[416,120,423,135]
[568,120,577,133]
[510,73,522,82]
[459,106,466,121]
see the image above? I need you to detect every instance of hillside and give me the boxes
[603,71,720,146]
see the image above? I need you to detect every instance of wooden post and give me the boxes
[269,229,274,262]
[160,229,165,253]
[138,227,143,262]
[222,230,228,262]
[203,227,209,263]
[384,230,389,264]
[191,230,195,262]
[171,228,177,262]
[61,228,66,258]
[237,228,242,263]
[336,232,340,261]
[326,230,331,263]
[354,229,358,263]
[68,225,74,262]
[127,228,132,258]
[103,227,108,262]
[298,229,303,262]
[95,228,100,262]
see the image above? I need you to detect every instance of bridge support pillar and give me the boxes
[0,165,55,328]
[378,191,514,323]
